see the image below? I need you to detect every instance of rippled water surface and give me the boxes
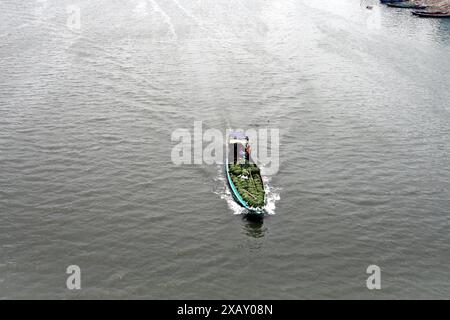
[1,0,449,299]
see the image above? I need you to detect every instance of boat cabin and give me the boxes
[228,131,252,165]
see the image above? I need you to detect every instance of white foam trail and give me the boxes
[148,0,177,40]
[171,0,197,21]
[262,175,281,215]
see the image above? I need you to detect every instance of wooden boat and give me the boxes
[387,2,427,9]
[226,131,266,216]
[412,11,450,18]
[380,0,407,3]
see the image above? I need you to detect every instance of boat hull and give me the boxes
[380,0,406,3]
[225,159,265,216]
[412,11,450,18]
[387,3,427,9]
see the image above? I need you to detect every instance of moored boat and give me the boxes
[380,0,407,3]
[412,10,450,18]
[387,2,427,9]
[226,131,266,216]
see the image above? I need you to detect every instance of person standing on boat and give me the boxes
[245,136,251,165]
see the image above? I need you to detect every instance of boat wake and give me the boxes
[148,0,178,40]
[262,175,281,215]
[213,166,280,216]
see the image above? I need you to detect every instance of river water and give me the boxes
[1,0,449,299]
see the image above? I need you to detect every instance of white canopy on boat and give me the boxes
[228,130,248,145]
[229,138,247,145]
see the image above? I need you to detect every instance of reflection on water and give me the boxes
[242,216,267,239]
[434,20,450,43]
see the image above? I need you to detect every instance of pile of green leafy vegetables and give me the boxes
[229,164,265,208]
